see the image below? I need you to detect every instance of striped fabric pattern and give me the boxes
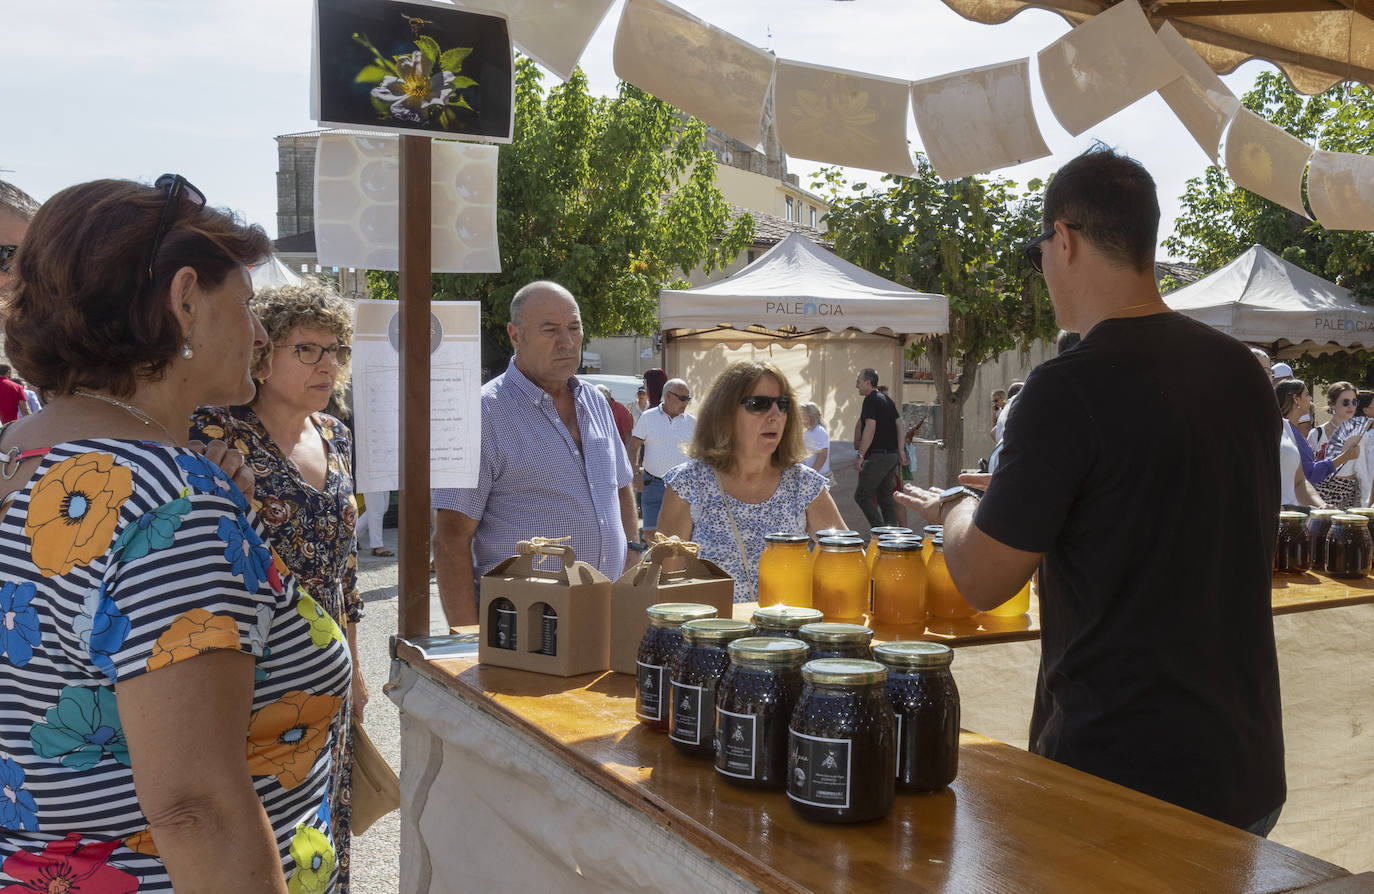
[0,439,350,891]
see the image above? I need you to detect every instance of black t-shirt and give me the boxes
[974,312,1284,829]
[859,390,899,455]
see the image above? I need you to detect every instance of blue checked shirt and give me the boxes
[434,358,633,578]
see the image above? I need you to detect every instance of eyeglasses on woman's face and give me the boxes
[287,342,352,365]
[740,395,791,414]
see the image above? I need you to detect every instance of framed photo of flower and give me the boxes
[313,0,514,142]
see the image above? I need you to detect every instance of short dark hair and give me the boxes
[4,178,270,398]
[859,368,879,387]
[1043,145,1159,273]
[1007,381,1025,399]
[0,364,9,377]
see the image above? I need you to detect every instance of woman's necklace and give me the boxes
[72,389,181,445]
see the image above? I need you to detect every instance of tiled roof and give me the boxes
[729,204,831,248]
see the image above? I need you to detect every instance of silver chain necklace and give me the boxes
[72,389,181,445]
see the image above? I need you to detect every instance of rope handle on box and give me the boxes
[516,536,575,570]
[645,533,700,564]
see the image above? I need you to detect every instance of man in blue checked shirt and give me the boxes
[433,281,640,627]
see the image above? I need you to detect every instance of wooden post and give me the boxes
[398,134,432,639]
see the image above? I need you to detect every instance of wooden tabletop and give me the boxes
[1271,571,1374,614]
[397,645,1350,893]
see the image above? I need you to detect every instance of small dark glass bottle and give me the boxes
[874,641,960,791]
[1274,510,1310,574]
[798,622,874,660]
[751,605,824,639]
[669,619,755,756]
[488,597,517,650]
[636,603,718,731]
[787,659,895,823]
[714,637,808,788]
[1326,513,1374,579]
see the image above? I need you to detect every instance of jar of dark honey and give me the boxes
[798,622,874,660]
[752,605,824,639]
[714,637,808,788]
[669,618,755,755]
[636,603,718,731]
[874,641,960,791]
[787,659,896,823]
[1325,513,1373,579]
[1308,508,1341,571]
[1274,510,1310,574]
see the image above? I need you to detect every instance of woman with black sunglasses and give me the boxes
[656,361,846,602]
[0,178,348,892]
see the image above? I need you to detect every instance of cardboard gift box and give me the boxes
[478,539,611,677]
[609,536,735,675]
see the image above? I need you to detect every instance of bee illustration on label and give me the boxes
[731,725,745,742]
[680,694,692,711]
[821,750,839,770]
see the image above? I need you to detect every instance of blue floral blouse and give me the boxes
[0,440,350,892]
[664,460,828,602]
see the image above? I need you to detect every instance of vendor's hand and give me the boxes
[633,469,644,493]
[188,439,255,500]
[351,665,369,721]
[894,484,945,525]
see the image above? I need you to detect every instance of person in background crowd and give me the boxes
[20,378,41,415]
[1310,381,1361,507]
[0,363,26,423]
[631,384,648,422]
[433,282,638,627]
[596,382,635,448]
[0,180,38,296]
[897,146,1286,836]
[190,282,367,890]
[644,367,667,409]
[630,377,694,543]
[989,389,1007,438]
[1286,382,1362,491]
[1276,379,1328,508]
[357,490,393,557]
[0,175,348,890]
[801,401,831,480]
[852,367,902,526]
[1342,390,1374,506]
[1271,361,1295,380]
[657,361,845,602]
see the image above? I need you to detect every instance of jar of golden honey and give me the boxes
[811,536,870,621]
[926,537,978,620]
[865,526,913,573]
[758,533,814,608]
[984,576,1031,618]
[921,525,943,562]
[871,537,926,625]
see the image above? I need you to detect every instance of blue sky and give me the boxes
[3,0,1276,257]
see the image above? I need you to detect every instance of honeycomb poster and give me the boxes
[313,0,514,142]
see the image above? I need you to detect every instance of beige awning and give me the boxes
[938,0,1374,94]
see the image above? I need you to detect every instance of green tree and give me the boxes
[816,158,1057,474]
[369,56,753,368]
[1164,72,1374,383]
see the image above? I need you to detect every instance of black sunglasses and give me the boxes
[144,173,207,283]
[666,390,691,403]
[1021,221,1082,273]
[0,245,16,274]
[740,395,792,414]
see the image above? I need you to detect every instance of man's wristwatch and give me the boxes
[627,541,645,552]
[935,485,981,520]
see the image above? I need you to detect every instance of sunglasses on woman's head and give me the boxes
[740,395,791,414]
[144,173,206,282]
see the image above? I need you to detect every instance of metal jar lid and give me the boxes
[877,537,923,553]
[752,605,825,629]
[873,641,954,669]
[869,526,912,538]
[682,618,755,643]
[1331,513,1369,527]
[1310,508,1342,521]
[923,525,944,537]
[1277,510,1308,522]
[801,658,888,686]
[728,636,810,665]
[817,535,865,551]
[798,622,874,644]
[646,603,719,625]
[1348,507,1374,523]
[763,532,811,544]
[814,528,861,539]
[931,536,945,551]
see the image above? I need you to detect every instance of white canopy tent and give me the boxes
[249,255,306,290]
[659,233,949,436]
[1164,244,1374,358]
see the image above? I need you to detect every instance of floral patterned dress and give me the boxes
[0,439,350,892]
[189,406,361,892]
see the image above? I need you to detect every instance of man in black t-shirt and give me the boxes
[896,147,1284,835]
[853,368,901,526]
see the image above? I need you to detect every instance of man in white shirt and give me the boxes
[630,377,695,542]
